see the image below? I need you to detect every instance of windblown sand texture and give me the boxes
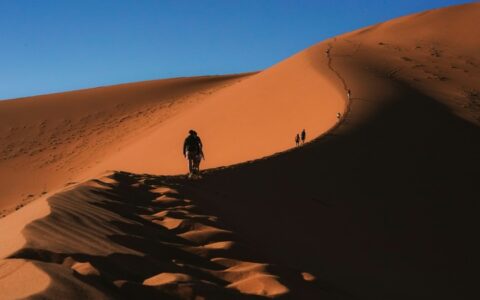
[1,3,480,299]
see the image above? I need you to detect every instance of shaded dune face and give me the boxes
[186,4,480,299]
[1,2,480,300]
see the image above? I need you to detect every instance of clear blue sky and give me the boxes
[0,0,472,100]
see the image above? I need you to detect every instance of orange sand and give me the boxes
[1,3,479,299]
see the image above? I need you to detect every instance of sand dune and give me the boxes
[0,74,252,216]
[1,2,480,299]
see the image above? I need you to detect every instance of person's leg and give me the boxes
[188,158,194,174]
[196,157,201,174]
[193,155,201,174]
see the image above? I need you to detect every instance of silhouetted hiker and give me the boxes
[183,130,204,178]
[295,134,300,146]
[347,89,351,100]
[301,129,306,144]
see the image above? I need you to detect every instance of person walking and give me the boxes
[295,133,300,146]
[301,129,306,144]
[183,130,204,178]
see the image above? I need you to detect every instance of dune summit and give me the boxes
[1,3,480,299]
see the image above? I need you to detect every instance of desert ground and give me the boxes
[1,3,479,299]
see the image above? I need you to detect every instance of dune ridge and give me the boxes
[6,172,313,299]
[0,2,479,299]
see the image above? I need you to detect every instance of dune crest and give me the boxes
[5,172,295,299]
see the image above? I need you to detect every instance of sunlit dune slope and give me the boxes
[92,50,346,175]
[0,35,346,215]
[0,74,252,214]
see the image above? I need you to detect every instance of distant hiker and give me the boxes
[337,112,341,119]
[295,134,300,146]
[301,129,306,144]
[347,89,351,100]
[183,130,204,178]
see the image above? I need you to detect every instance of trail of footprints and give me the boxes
[127,182,288,298]
[47,175,290,299]
[9,174,292,298]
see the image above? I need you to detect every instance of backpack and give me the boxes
[186,136,200,153]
